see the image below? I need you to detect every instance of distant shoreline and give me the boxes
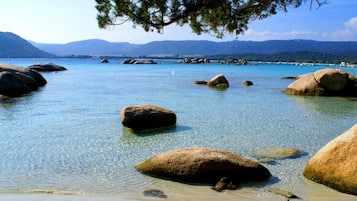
[57,51,357,65]
[1,56,356,68]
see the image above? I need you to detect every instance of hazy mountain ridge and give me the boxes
[33,39,357,57]
[0,32,54,58]
[31,39,140,56]
[1,31,357,59]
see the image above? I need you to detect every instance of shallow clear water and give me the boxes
[0,58,356,200]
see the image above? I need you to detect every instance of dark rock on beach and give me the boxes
[143,189,167,199]
[212,177,238,192]
[136,147,271,189]
[0,63,47,96]
[303,123,357,195]
[27,62,67,72]
[120,104,176,132]
[284,68,357,97]
[268,187,299,199]
[207,74,229,89]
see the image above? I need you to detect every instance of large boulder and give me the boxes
[284,72,325,96]
[303,124,357,195]
[284,68,357,97]
[207,74,229,89]
[314,68,349,92]
[136,147,271,186]
[0,63,47,96]
[120,104,176,132]
[27,62,67,72]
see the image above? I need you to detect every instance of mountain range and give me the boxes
[1,31,357,60]
[32,39,357,57]
[0,32,54,58]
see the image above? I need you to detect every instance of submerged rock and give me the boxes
[303,124,357,195]
[249,147,304,161]
[120,104,176,132]
[0,63,47,96]
[27,62,67,72]
[136,147,271,188]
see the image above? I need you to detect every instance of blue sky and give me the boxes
[0,0,356,44]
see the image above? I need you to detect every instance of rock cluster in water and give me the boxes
[0,62,68,98]
[220,58,247,65]
[121,59,157,64]
[0,63,47,97]
[177,57,210,64]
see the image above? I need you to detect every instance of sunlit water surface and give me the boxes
[1,58,356,201]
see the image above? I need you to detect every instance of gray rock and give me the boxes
[27,62,67,72]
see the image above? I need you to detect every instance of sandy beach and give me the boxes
[1,178,356,201]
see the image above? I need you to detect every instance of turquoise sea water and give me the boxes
[0,58,357,200]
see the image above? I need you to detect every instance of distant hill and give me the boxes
[33,39,357,58]
[31,39,140,56]
[0,32,54,58]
